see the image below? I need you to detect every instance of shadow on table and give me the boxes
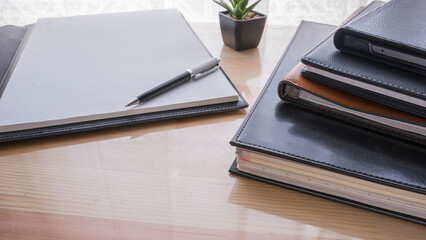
[0,109,246,157]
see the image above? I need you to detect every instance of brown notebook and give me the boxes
[278,63,426,145]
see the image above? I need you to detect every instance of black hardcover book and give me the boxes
[334,0,426,75]
[229,21,426,225]
[301,1,426,118]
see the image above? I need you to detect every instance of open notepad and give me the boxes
[0,9,245,139]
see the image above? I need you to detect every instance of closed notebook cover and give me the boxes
[0,13,248,142]
[229,21,426,224]
[301,1,426,117]
[278,63,426,145]
[334,0,426,75]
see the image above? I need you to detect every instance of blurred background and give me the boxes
[1,0,384,26]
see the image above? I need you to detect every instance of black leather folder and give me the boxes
[0,25,29,96]
[334,0,426,75]
[301,1,426,118]
[229,21,426,225]
[0,11,247,143]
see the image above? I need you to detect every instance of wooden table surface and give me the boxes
[1,19,425,240]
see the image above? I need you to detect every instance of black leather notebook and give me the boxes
[301,2,426,118]
[334,0,426,75]
[0,10,248,142]
[229,21,426,225]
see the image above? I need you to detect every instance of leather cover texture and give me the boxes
[334,0,426,74]
[229,21,426,225]
[0,25,30,96]
[301,1,426,117]
[0,22,248,142]
[278,63,426,145]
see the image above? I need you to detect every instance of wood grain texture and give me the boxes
[0,18,425,240]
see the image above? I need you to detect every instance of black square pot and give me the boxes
[219,10,266,51]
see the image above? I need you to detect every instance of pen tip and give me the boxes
[125,98,139,107]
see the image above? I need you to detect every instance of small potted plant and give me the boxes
[213,0,266,51]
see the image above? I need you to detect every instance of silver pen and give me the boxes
[125,57,220,107]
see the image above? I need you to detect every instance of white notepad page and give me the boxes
[0,9,239,132]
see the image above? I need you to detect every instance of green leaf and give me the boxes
[242,0,261,18]
[221,0,236,15]
[213,0,234,15]
[229,0,236,8]
[234,5,243,19]
[238,0,249,10]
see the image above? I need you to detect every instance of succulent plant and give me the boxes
[213,0,261,20]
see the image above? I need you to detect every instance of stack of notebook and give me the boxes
[230,0,425,225]
[281,0,425,144]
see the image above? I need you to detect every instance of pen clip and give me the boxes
[193,65,219,80]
